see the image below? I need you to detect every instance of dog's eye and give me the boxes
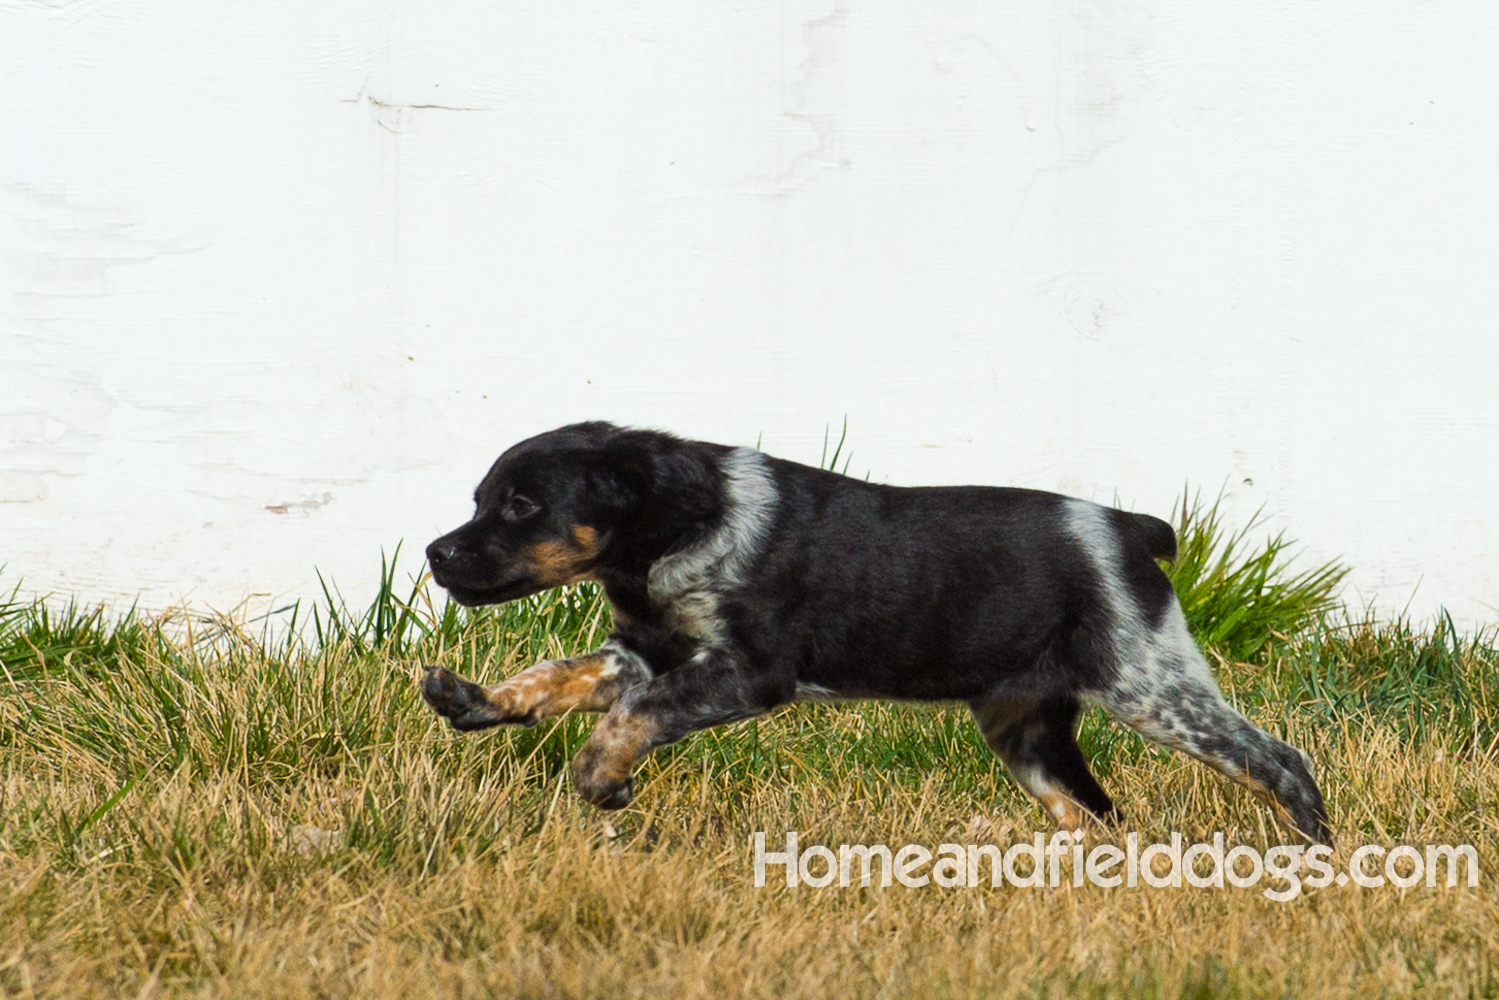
[503,495,540,522]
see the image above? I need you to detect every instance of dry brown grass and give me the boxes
[2,680,1496,997]
[2,581,1496,999]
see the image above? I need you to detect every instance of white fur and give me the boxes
[646,448,778,643]
[793,682,840,701]
[599,639,653,681]
[1065,499,1231,759]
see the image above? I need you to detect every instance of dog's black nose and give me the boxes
[426,539,459,567]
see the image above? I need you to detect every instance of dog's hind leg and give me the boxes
[1064,499,1332,843]
[1089,604,1333,844]
[423,643,650,731]
[970,696,1120,829]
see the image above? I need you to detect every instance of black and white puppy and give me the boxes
[421,422,1331,843]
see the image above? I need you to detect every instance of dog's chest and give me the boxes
[651,581,730,646]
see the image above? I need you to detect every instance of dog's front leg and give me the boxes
[423,643,649,732]
[570,652,786,809]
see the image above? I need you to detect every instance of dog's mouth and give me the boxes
[434,574,543,607]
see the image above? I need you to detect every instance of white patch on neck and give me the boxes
[647,448,777,642]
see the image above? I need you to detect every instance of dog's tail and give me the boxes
[1122,511,1178,563]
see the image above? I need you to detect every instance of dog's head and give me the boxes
[426,421,668,606]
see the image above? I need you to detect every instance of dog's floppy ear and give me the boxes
[586,438,652,512]
[586,465,635,510]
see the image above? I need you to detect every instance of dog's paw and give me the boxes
[421,666,533,731]
[569,746,637,809]
[579,774,635,811]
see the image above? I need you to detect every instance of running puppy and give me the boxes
[421,422,1331,843]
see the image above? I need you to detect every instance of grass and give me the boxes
[1165,488,1347,665]
[0,500,1496,998]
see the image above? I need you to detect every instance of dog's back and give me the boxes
[728,460,1177,703]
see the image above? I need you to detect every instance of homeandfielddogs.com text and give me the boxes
[752,831,1479,902]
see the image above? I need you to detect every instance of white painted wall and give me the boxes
[2,1,1496,626]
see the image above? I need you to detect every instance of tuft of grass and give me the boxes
[820,417,854,476]
[0,585,153,684]
[1164,488,1349,664]
[1262,609,1499,751]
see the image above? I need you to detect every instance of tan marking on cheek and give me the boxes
[571,525,600,554]
[521,526,603,587]
[521,541,589,587]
